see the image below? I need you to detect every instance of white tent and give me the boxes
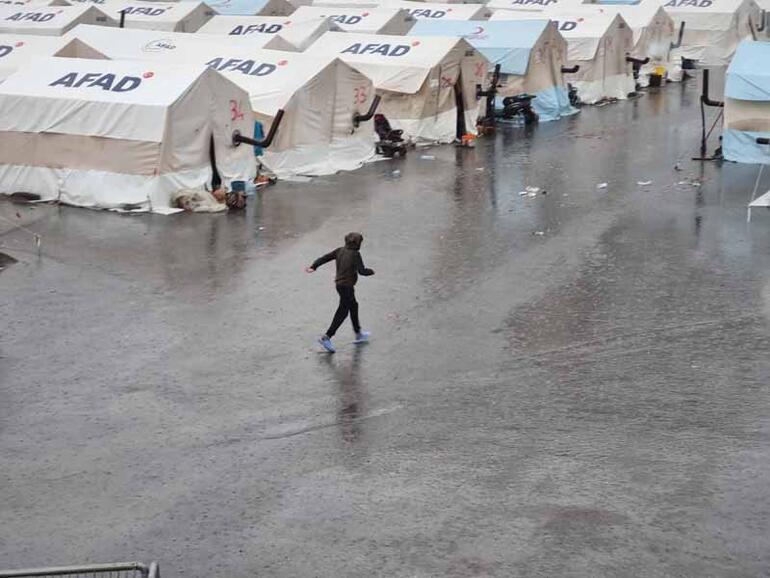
[0,34,107,81]
[491,9,634,103]
[723,41,770,166]
[289,5,414,34]
[545,4,676,86]
[487,0,584,14]
[205,0,298,17]
[0,0,69,6]
[384,1,491,20]
[67,25,378,176]
[65,0,216,32]
[410,19,576,121]
[312,0,492,19]
[0,33,66,79]
[197,14,338,50]
[0,5,116,35]
[654,0,761,79]
[0,57,255,211]
[311,31,489,142]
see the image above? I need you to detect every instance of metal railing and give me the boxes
[0,562,159,578]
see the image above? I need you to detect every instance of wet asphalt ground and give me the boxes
[2,75,770,577]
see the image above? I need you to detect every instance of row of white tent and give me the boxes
[0,0,763,212]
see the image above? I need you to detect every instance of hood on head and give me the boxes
[345,232,363,250]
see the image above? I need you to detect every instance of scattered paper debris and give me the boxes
[597,182,608,189]
[637,180,652,186]
[518,191,528,196]
[475,167,485,172]
[420,155,435,160]
[533,231,545,236]
[525,186,540,194]
[392,170,401,176]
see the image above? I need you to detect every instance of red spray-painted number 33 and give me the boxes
[353,87,368,104]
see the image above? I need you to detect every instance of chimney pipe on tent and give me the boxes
[232,109,285,149]
[693,68,724,161]
[352,95,381,128]
[755,11,766,33]
[671,22,686,49]
[475,64,501,133]
[119,9,125,28]
[561,65,580,74]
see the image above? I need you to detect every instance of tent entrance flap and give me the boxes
[209,134,222,190]
[455,79,466,139]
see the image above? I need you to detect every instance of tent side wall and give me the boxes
[0,96,168,207]
[723,98,770,164]
[569,16,635,104]
[258,60,376,176]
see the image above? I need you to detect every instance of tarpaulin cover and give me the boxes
[410,18,545,75]
[725,40,770,101]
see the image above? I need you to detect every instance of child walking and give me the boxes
[306,232,375,353]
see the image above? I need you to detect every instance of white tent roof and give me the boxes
[310,30,470,93]
[67,0,216,32]
[487,0,584,13]
[67,24,339,115]
[0,32,68,79]
[196,15,338,50]
[543,4,672,44]
[205,0,296,16]
[0,5,116,35]
[197,14,292,34]
[289,5,412,33]
[0,56,210,141]
[650,0,760,29]
[381,1,491,20]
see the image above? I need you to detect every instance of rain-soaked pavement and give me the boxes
[2,76,770,577]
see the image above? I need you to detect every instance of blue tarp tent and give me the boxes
[724,41,770,165]
[410,19,576,122]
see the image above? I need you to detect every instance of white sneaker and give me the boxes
[354,331,371,344]
[318,335,335,353]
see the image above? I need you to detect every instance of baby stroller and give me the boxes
[374,114,407,158]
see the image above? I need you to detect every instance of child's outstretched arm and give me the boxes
[306,249,338,273]
[356,253,375,276]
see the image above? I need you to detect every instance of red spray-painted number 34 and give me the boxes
[353,87,368,104]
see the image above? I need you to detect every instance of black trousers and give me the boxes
[326,285,360,337]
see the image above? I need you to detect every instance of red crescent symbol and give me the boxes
[15,41,24,47]
[411,40,420,46]
[143,71,154,78]
[278,59,288,65]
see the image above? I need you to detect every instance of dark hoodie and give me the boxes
[311,232,374,287]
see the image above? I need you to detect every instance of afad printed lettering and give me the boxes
[5,11,56,22]
[205,57,276,76]
[229,22,282,34]
[664,0,711,7]
[552,20,577,31]
[49,72,143,92]
[407,8,446,18]
[509,0,556,6]
[121,6,169,16]
[330,14,363,25]
[341,43,410,56]
[0,44,13,57]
